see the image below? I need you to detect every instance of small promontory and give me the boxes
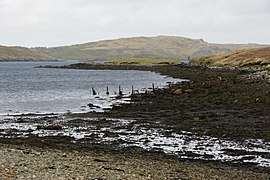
[0,45,55,61]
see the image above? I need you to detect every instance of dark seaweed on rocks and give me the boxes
[62,63,270,141]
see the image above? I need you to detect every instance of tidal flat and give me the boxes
[0,64,269,178]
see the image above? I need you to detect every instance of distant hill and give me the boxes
[0,45,54,61]
[190,47,270,69]
[35,36,267,61]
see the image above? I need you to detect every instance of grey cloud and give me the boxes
[0,0,269,47]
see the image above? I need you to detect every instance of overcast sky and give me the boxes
[0,0,270,47]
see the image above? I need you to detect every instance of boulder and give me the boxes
[184,89,193,93]
[173,89,183,95]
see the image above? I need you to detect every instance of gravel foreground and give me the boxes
[0,143,269,179]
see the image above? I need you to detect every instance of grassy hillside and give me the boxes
[108,58,182,65]
[190,47,270,69]
[36,36,266,61]
[0,45,54,61]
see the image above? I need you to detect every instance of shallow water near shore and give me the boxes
[0,61,182,115]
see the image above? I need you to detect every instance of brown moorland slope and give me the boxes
[190,47,270,69]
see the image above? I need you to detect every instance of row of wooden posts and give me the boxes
[91,83,156,96]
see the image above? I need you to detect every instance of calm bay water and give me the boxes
[0,61,182,114]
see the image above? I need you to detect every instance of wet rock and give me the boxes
[102,166,125,172]
[36,124,63,130]
[241,156,256,161]
[87,103,101,108]
[184,89,193,93]
[7,128,19,132]
[222,149,249,156]
[102,108,111,111]
[103,131,119,138]
[173,89,183,95]
[62,153,67,158]
[94,158,109,163]
[202,154,215,159]
[27,129,34,133]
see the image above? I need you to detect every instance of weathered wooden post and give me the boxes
[92,87,97,95]
[106,86,109,95]
[131,85,134,94]
[152,83,155,91]
[119,86,123,95]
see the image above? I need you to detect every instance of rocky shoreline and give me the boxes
[1,63,270,178]
[59,63,269,140]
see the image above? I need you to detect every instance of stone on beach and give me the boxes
[36,124,63,130]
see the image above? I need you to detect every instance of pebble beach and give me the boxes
[1,143,269,179]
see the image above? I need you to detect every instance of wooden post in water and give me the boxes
[119,86,123,95]
[106,86,109,95]
[152,83,155,91]
[92,87,97,95]
[131,85,134,94]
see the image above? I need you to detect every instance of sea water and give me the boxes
[0,61,183,115]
